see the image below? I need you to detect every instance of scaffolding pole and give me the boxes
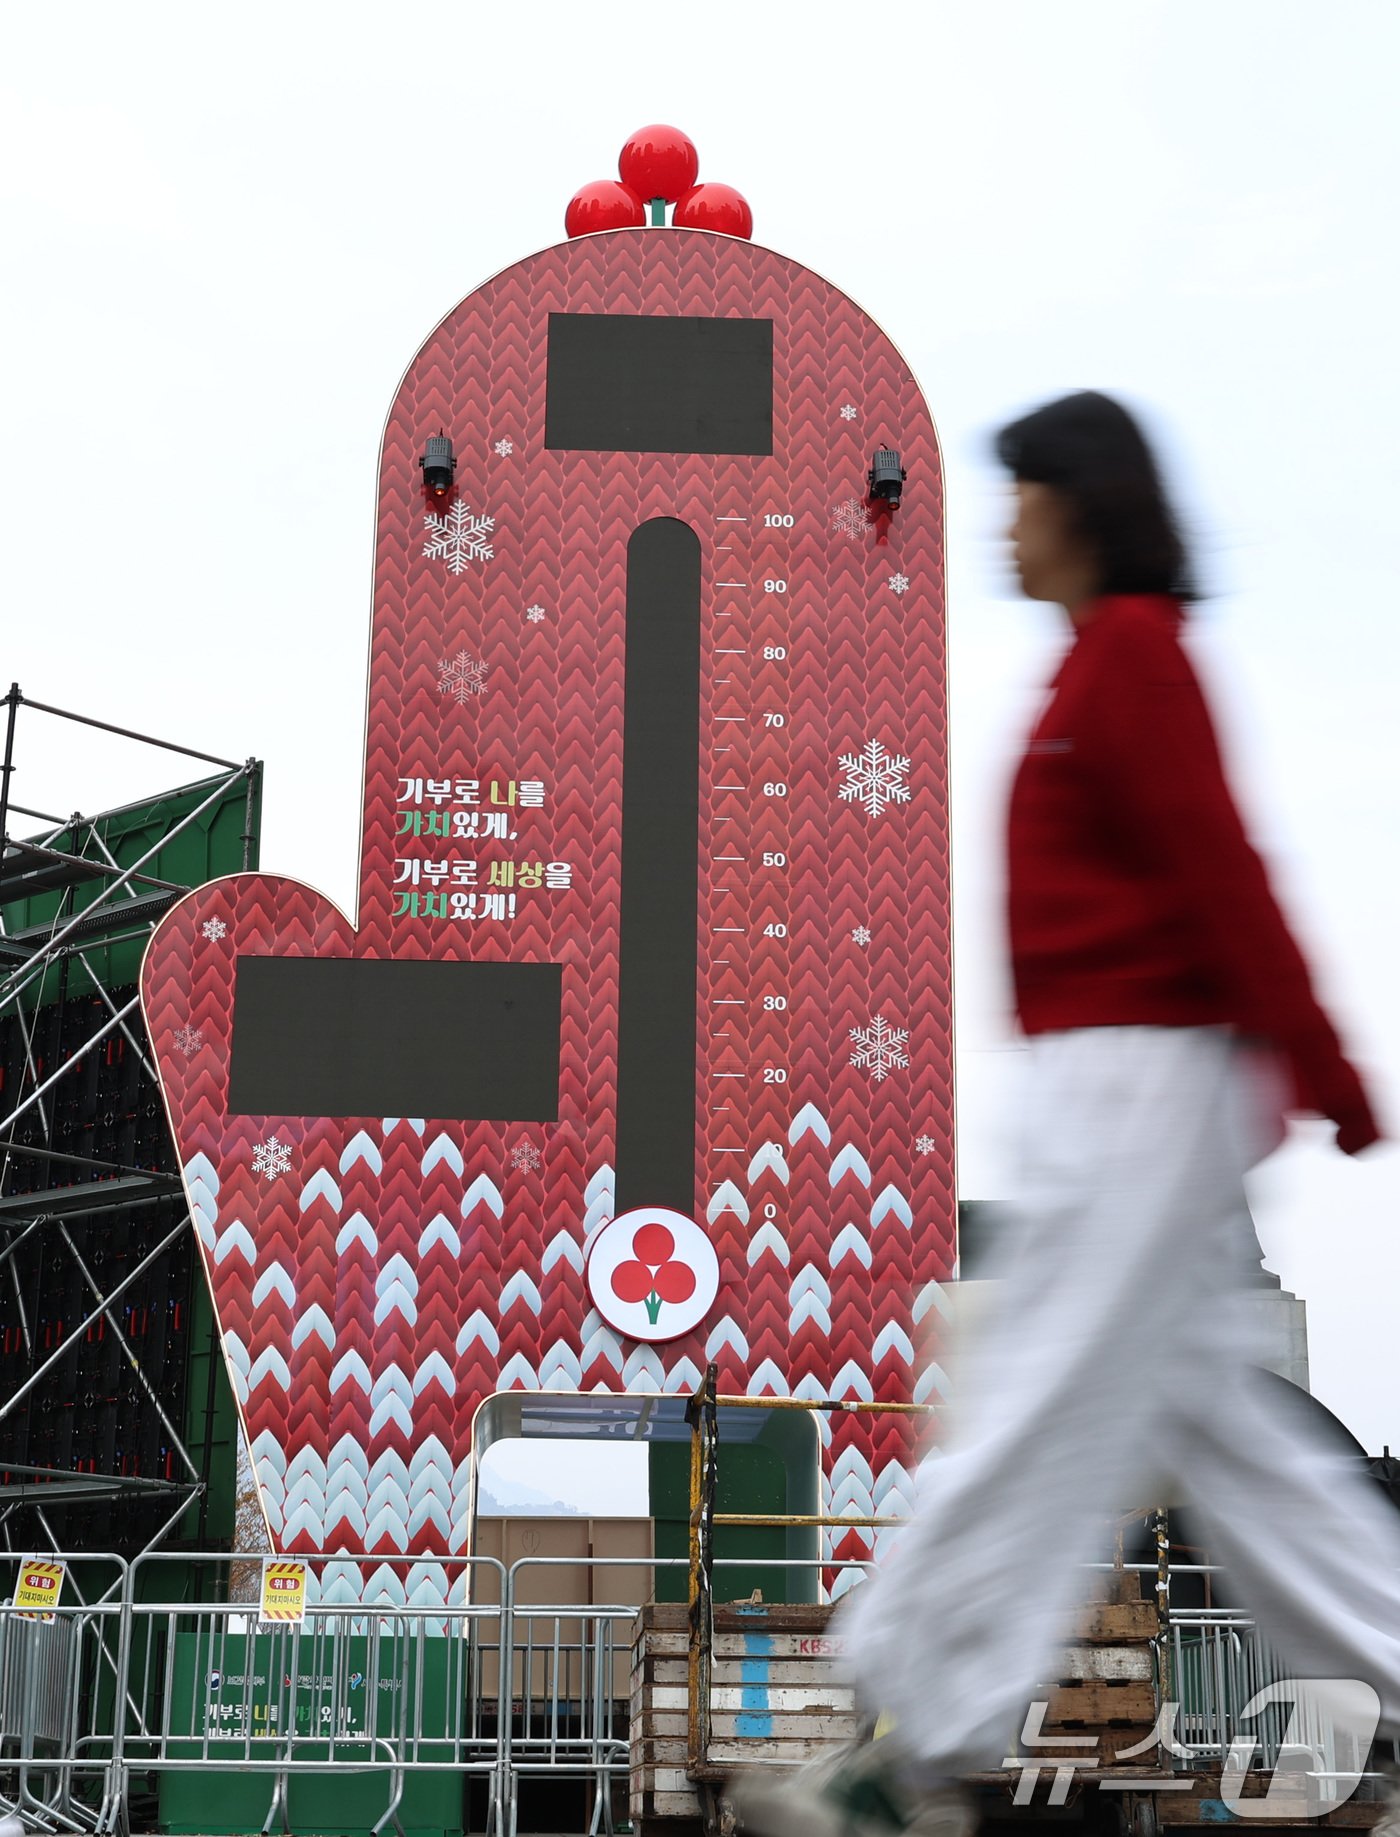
[0,688,259,1559]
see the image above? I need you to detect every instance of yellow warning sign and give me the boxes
[259,1558,308,1625]
[15,1557,66,1615]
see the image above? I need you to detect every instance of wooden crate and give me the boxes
[631,1603,857,1828]
[1005,1588,1163,1774]
[631,1582,1167,1828]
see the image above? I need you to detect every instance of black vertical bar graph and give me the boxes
[615,519,702,1214]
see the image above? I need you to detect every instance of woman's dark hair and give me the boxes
[996,391,1198,601]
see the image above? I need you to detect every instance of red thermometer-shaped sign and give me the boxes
[145,222,953,1586]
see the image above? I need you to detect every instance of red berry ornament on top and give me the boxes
[564,180,646,238]
[565,125,752,238]
[619,124,699,204]
[673,182,754,240]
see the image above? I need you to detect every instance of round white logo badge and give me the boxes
[586,1207,720,1344]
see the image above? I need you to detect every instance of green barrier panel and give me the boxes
[157,1627,465,1837]
[649,1408,820,1606]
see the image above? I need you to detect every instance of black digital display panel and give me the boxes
[544,311,773,455]
[227,957,562,1121]
[614,518,701,1212]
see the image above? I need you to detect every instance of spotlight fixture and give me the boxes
[867,448,907,510]
[419,433,455,497]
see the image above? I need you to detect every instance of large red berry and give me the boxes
[653,1261,696,1304]
[610,1259,656,1303]
[565,180,646,238]
[618,125,699,204]
[632,1221,676,1265]
[673,183,753,240]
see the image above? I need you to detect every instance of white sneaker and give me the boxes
[729,1741,974,1837]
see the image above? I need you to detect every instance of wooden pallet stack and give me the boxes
[1004,1576,1162,1773]
[630,1602,859,1831]
[629,1576,1168,1835]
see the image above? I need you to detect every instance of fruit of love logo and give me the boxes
[586,1207,720,1343]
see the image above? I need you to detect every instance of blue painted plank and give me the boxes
[736,1712,776,1739]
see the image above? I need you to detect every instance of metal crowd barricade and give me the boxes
[11,1537,1399,1836]
[120,1552,508,1837]
[1167,1609,1387,1792]
[499,1555,689,1837]
[0,1553,128,1835]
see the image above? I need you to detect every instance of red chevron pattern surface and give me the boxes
[142,228,954,1603]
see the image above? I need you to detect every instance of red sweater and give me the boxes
[1006,594,1377,1151]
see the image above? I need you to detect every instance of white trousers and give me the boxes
[840,1026,1400,1775]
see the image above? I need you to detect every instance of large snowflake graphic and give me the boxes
[832,497,868,540]
[173,1024,203,1058]
[438,650,488,705]
[423,501,495,573]
[201,918,228,942]
[849,1014,910,1083]
[838,739,911,819]
[252,1137,292,1181]
[509,1141,542,1173]
[915,1134,937,1156]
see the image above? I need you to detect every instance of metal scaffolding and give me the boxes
[0,682,260,1559]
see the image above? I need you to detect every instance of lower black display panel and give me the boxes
[228,956,563,1120]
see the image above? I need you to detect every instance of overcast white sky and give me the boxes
[3,2,1397,1484]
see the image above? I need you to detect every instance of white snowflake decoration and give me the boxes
[173,1024,203,1058]
[525,604,546,623]
[438,650,488,704]
[832,497,867,540]
[888,572,910,595]
[201,918,228,942]
[493,438,514,457]
[423,501,495,574]
[849,1014,910,1083]
[915,1134,937,1156]
[851,925,872,946]
[252,1137,292,1181]
[839,403,858,421]
[509,1141,542,1173]
[838,739,911,820]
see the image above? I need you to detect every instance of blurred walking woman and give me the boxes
[736,394,1395,1837]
